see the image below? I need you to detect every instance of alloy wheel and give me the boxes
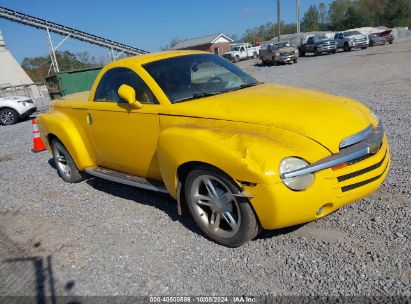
[53,145,72,179]
[0,110,15,125]
[189,174,241,238]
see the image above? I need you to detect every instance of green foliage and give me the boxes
[328,0,410,30]
[302,5,320,31]
[242,22,296,43]
[21,50,101,82]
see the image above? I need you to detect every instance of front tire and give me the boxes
[185,166,259,247]
[0,108,19,125]
[314,47,319,56]
[51,140,86,183]
[343,43,351,52]
[234,55,240,63]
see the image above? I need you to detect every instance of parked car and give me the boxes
[38,51,389,247]
[368,33,386,46]
[223,43,260,63]
[0,96,37,125]
[259,41,298,65]
[299,36,337,56]
[378,29,394,44]
[334,31,369,51]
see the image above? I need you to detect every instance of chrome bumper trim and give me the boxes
[340,124,373,148]
[282,125,384,179]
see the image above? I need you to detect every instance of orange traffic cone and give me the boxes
[32,119,46,153]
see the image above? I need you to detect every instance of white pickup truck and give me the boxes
[223,43,260,62]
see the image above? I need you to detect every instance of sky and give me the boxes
[0,0,332,63]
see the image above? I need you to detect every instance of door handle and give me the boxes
[87,113,93,125]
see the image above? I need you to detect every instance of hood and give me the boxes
[349,34,366,40]
[162,83,371,153]
[378,29,393,36]
[0,96,31,102]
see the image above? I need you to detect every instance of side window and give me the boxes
[94,67,158,104]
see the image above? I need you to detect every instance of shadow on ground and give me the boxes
[47,158,303,245]
[4,255,79,304]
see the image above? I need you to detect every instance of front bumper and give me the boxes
[276,54,298,63]
[20,106,37,119]
[244,130,390,230]
[317,45,337,53]
[349,40,368,48]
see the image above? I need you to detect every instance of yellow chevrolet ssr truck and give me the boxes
[38,51,389,247]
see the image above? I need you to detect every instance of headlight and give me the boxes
[275,52,280,56]
[279,157,314,191]
[370,111,379,127]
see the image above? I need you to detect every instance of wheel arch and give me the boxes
[37,113,95,170]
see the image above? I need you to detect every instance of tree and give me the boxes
[21,50,100,82]
[342,6,364,28]
[319,2,328,25]
[379,0,411,27]
[302,5,320,31]
[329,0,352,30]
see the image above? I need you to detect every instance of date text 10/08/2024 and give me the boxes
[149,296,257,303]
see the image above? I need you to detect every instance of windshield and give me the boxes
[231,46,240,51]
[143,54,259,103]
[274,42,290,49]
[344,31,361,37]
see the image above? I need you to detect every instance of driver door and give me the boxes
[87,67,161,179]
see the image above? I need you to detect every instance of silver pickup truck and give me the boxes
[334,31,369,52]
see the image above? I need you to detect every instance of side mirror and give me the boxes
[118,84,143,109]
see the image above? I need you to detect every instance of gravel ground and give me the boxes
[0,40,410,300]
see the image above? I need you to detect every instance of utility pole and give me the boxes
[277,0,281,41]
[296,0,301,46]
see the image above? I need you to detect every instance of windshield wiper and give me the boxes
[173,91,223,103]
[192,92,222,99]
[224,83,259,93]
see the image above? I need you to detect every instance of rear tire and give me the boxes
[51,140,87,183]
[0,108,19,125]
[252,52,257,59]
[185,166,259,247]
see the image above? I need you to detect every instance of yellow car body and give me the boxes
[38,50,389,233]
